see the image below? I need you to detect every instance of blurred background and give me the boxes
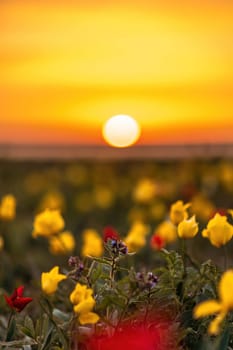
[0,0,233,293]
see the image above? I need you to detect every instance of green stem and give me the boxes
[5,310,15,342]
[223,245,228,270]
[179,238,187,277]
[86,260,96,287]
[39,297,69,348]
[110,256,117,288]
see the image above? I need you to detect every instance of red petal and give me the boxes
[103,226,119,242]
[4,295,14,309]
[16,286,25,297]
[150,235,165,250]
[13,297,33,312]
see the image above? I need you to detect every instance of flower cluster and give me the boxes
[32,209,75,255]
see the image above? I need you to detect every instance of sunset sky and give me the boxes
[0,0,233,145]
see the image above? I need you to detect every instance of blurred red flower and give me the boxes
[150,234,165,250]
[103,226,120,242]
[4,286,32,312]
[87,321,174,350]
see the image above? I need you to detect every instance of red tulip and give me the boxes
[4,286,32,312]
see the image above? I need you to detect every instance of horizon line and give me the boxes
[0,143,233,161]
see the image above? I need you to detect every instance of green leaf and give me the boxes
[18,325,34,338]
[23,315,35,338]
[53,308,70,322]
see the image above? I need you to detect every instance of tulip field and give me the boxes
[1,158,233,349]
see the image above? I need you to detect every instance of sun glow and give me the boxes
[102,115,141,148]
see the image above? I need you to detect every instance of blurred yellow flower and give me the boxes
[49,231,75,255]
[125,221,149,252]
[194,270,233,335]
[65,164,89,186]
[70,283,99,325]
[150,201,166,221]
[132,179,157,203]
[41,266,67,295]
[0,236,4,251]
[93,186,114,209]
[228,209,233,218]
[0,194,16,221]
[202,213,233,247]
[38,191,65,212]
[32,209,65,238]
[178,215,199,239]
[170,200,191,225]
[153,221,177,244]
[190,194,215,221]
[81,229,103,257]
[74,192,94,213]
[220,162,233,192]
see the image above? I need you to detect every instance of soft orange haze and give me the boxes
[0,0,233,145]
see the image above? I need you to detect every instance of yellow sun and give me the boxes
[102,114,141,148]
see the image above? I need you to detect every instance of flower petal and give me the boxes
[208,311,227,335]
[79,312,99,325]
[74,297,95,314]
[218,270,233,308]
[193,300,222,318]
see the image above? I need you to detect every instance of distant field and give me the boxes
[0,143,233,160]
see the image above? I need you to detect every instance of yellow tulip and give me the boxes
[202,213,233,247]
[49,231,75,255]
[32,209,65,238]
[178,216,199,239]
[41,266,67,295]
[70,283,99,325]
[170,200,190,225]
[194,270,233,334]
[0,194,16,221]
[81,229,103,257]
[70,283,93,305]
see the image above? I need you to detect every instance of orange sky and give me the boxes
[0,0,233,145]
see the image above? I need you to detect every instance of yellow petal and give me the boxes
[218,270,233,309]
[202,229,209,238]
[208,311,227,335]
[177,215,199,239]
[79,312,99,325]
[73,297,95,314]
[41,266,66,295]
[193,300,222,318]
